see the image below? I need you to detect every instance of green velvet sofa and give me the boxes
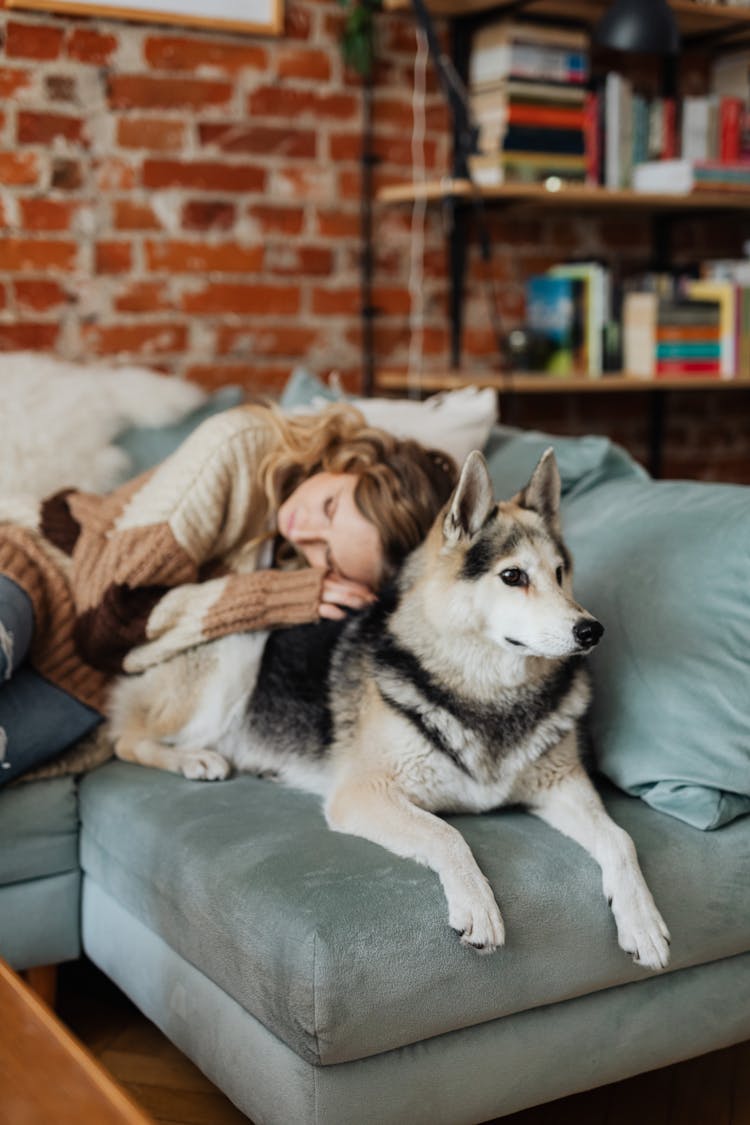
[2,423,749,1124]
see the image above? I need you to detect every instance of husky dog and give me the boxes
[109,450,670,969]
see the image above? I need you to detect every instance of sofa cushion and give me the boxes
[79,762,750,1067]
[483,423,648,500]
[0,776,79,885]
[563,477,750,830]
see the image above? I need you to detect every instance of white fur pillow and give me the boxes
[0,353,206,498]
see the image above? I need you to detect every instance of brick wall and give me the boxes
[0,3,748,480]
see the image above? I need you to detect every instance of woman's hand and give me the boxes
[318,573,377,621]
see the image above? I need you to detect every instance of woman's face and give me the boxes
[277,472,383,590]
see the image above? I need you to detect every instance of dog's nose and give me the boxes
[573,619,604,649]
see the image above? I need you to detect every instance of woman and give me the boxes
[0,401,457,781]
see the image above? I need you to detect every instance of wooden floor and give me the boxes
[57,958,750,1125]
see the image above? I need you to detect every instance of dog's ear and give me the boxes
[516,447,561,531]
[443,450,495,545]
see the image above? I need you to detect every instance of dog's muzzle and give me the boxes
[573,619,604,650]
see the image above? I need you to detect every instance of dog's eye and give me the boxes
[500,567,528,588]
[556,566,564,587]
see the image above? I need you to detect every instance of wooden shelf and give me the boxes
[378,179,750,207]
[382,0,750,42]
[376,370,750,393]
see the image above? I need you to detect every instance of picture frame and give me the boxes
[6,0,284,36]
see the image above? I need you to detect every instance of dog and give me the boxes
[109,449,671,970]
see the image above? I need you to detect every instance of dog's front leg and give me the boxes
[523,763,670,970]
[326,775,505,953]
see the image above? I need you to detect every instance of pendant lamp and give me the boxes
[594,0,680,55]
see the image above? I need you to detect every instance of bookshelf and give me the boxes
[376,370,750,393]
[366,0,750,477]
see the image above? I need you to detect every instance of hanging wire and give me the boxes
[407,24,429,397]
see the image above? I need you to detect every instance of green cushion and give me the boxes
[79,762,750,1067]
[0,870,81,970]
[563,478,750,829]
[0,776,79,885]
[483,423,647,501]
[114,386,245,481]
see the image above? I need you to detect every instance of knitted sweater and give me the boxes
[0,407,324,711]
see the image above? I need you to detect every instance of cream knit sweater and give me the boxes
[0,407,324,711]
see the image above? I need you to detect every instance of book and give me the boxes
[549,262,609,376]
[623,291,657,378]
[468,151,586,186]
[686,280,737,376]
[470,21,589,89]
[525,275,586,375]
[502,125,586,155]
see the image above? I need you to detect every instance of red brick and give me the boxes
[95,159,137,191]
[115,280,173,313]
[0,239,77,271]
[267,245,333,276]
[315,209,359,238]
[82,322,188,356]
[45,75,77,102]
[311,287,360,316]
[328,132,361,163]
[13,279,69,312]
[372,286,412,316]
[215,323,320,357]
[185,363,292,393]
[108,75,233,111]
[277,47,331,81]
[0,67,33,97]
[113,201,162,231]
[247,85,318,118]
[67,28,117,65]
[143,160,265,193]
[144,35,268,72]
[6,22,64,60]
[181,200,236,231]
[17,111,85,146]
[337,169,361,199]
[18,199,78,232]
[51,159,83,190]
[199,123,316,159]
[248,204,305,236]
[0,152,39,186]
[96,242,133,274]
[181,283,300,315]
[117,118,186,152]
[283,5,312,40]
[0,285,7,310]
[0,323,60,350]
[146,241,263,273]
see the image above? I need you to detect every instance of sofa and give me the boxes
[1,413,749,1125]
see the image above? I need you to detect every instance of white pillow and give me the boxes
[311,386,497,467]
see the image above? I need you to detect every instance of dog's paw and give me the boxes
[180,750,231,782]
[611,887,671,971]
[447,874,505,954]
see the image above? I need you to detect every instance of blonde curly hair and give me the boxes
[254,401,458,580]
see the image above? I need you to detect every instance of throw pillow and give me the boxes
[562,477,750,830]
[280,367,497,467]
[0,576,101,786]
[0,353,207,498]
[484,424,647,500]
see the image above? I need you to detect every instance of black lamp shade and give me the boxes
[594,0,680,55]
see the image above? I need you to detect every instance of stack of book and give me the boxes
[623,273,750,379]
[633,158,750,194]
[467,20,590,186]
